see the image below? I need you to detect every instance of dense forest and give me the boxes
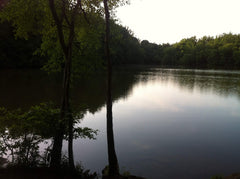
[0,22,44,68]
[1,20,240,70]
[0,21,240,71]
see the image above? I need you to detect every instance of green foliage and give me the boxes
[0,103,60,138]
[141,40,161,64]
[110,22,143,64]
[73,127,98,140]
[2,0,239,70]
[0,103,98,167]
[0,103,98,140]
[0,0,48,39]
[0,103,58,166]
[140,33,240,69]
[0,0,130,73]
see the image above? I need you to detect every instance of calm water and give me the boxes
[1,68,240,179]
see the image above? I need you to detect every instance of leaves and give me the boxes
[0,102,98,142]
[0,103,60,138]
[73,127,98,140]
[0,103,98,166]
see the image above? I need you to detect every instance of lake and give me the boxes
[1,67,240,179]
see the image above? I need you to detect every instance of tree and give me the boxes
[103,0,119,176]
[0,103,97,168]
[0,0,92,169]
[0,0,129,170]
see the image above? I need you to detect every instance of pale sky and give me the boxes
[116,0,240,44]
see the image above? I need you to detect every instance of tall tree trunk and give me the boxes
[103,0,119,176]
[66,45,75,170]
[48,0,76,169]
[48,0,67,168]
[50,52,72,168]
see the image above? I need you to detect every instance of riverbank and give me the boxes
[0,167,146,179]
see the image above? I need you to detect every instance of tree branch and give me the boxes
[79,1,89,24]
[62,0,71,26]
[48,0,68,55]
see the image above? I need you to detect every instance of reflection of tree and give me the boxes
[72,72,138,114]
[103,0,120,176]
[0,103,97,167]
[173,70,240,99]
[0,70,139,113]
[0,70,62,109]
[0,69,140,171]
[0,132,51,167]
[139,69,240,100]
[0,104,57,166]
[1,69,239,112]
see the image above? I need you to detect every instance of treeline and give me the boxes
[1,20,240,69]
[140,35,240,69]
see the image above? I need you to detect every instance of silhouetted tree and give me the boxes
[103,0,119,176]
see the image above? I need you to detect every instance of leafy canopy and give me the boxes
[0,0,129,74]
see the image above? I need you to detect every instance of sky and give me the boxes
[116,0,240,44]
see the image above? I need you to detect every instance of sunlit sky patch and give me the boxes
[116,0,240,44]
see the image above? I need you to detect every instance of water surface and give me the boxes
[1,68,240,179]
[74,68,240,179]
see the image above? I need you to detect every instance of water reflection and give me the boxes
[1,68,239,110]
[138,68,240,99]
[1,68,240,178]
[0,104,56,167]
[0,103,97,170]
[0,70,138,112]
[76,68,240,179]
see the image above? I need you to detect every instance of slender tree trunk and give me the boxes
[50,51,72,168]
[48,0,76,169]
[103,0,119,176]
[50,130,64,168]
[68,115,74,169]
[48,0,87,170]
[48,0,67,168]
[66,45,75,170]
